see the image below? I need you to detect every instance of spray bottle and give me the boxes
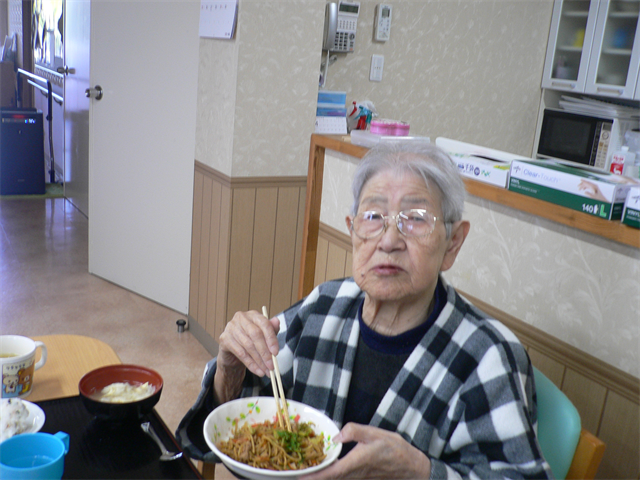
[610,146,636,176]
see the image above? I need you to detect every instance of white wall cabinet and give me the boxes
[542,0,640,100]
[542,0,600,92]
[585,0,640,98]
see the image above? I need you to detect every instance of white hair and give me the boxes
[350,142,466,238]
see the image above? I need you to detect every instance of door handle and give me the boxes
[596,86,623,96]
[551,81,576,89]
[85,85,103,100]
[56,65,76,75]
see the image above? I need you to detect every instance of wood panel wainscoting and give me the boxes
[313,222,639,480]
[189,161,307,348]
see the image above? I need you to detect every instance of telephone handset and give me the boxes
[323,1,360,53]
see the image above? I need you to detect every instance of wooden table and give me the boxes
[28,334,121,402]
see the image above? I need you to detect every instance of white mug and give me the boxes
[0,335,48,399]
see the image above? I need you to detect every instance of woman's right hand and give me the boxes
[214,310,280,403]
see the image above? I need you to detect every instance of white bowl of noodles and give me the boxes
[203,397,342,480]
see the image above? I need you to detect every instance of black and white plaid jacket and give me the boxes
[176,277,553,479]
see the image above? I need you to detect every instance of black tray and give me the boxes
[36,396,202,479]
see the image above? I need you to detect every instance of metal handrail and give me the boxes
[16,68,58,184]
[28,80,63,105]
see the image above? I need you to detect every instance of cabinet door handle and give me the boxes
[596,86,623,95]
[551,81,576,89]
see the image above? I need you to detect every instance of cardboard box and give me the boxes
[450,152,511,188]
[508,160,639,220]
[622,187,640,229]
[435,137,531,188]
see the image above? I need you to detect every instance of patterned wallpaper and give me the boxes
[323,0,554,158]
[449,198,640,378]
[195,0,553,176]
[321,151,640,378]
[195,37,239,176]
[196,0,325,177]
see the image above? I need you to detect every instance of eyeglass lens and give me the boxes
[352,209,435,238]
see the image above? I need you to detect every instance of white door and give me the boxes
[66,0,199,314]
[63,0,90,216]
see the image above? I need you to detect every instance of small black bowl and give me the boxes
[78,364,163,422]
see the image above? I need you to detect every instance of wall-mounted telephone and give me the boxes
[323,1,360,53]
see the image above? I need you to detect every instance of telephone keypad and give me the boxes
[334,31,356,52]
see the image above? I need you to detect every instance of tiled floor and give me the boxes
[0,197,214,435]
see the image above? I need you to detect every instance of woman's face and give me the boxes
[346,168,465,304]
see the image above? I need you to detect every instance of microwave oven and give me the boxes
[536,109,637,171]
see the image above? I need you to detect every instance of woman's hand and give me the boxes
[213,310,280,404]
[301,423,431,480]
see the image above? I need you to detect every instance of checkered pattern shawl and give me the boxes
[178,277,552,479]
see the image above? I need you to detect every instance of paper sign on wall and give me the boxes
[199,0,238,39]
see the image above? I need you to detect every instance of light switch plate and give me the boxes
[370,54,384,82]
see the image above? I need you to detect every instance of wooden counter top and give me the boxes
[311,134,640,247]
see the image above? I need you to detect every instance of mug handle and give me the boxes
[54,432,70,454]
[34,341,48,371]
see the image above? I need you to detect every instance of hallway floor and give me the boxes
[0,197,213,435]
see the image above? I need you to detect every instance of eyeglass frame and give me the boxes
[349,209,439,240]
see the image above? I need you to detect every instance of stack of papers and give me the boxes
[559,96,639,119]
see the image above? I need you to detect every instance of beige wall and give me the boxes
[195,0,553,177]
[323,0,554,157]
[195,0,325,177]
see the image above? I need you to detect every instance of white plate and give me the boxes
[0,399,46,442]
[204,397,342,480]
[22,400,46,433]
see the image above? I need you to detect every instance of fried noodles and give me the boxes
[216,419,326,471]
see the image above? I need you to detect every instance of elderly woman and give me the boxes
[177,143,552,479]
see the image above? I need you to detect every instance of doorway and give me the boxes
[27,0,200,315]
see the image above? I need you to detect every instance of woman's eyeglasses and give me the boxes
[350,209,437,239]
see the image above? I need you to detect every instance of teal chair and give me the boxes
[533,367,581,479]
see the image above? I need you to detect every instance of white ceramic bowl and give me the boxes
[203,397,342,480]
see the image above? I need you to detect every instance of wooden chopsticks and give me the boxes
[262,306,292,432]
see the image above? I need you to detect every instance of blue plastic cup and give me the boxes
[0,431,69,480]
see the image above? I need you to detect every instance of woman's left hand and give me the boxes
[301,423,431,480]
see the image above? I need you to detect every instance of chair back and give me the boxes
[533,367,581,479]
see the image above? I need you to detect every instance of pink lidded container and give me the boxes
[394,122,410,136]
[370,119,396,135]
[370,119,411,136]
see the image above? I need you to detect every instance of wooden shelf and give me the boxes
[463,178,639,248]
[306,134,639,250]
